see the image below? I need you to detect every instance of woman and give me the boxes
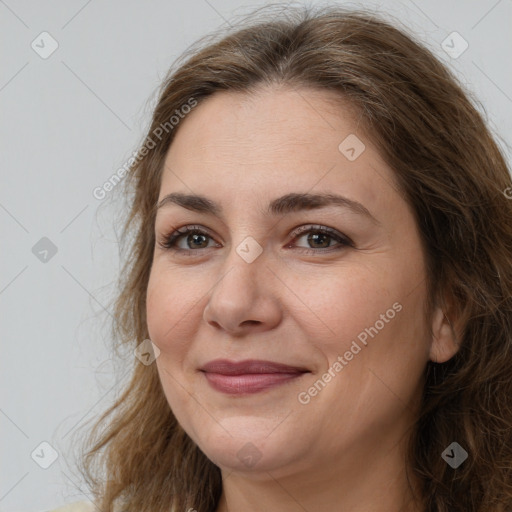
[61,4,512,512]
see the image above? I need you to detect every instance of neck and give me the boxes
[214,423,424,512]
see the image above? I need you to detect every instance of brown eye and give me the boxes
[289,225,353,253]
[157,224,353,256]
[158,226,217,253]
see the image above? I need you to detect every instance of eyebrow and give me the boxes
[156,192,380,224]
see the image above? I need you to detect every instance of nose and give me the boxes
[202,244,283,336]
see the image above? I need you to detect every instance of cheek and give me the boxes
[296,265,396,352]
[146,269,201,434]
[303,259,429,384]
[146,265,200,355]
[324,285,429,410]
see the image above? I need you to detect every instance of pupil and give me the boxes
[309,233,329,248]
[190,234,208,248]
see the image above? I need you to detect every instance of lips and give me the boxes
[201,359,309,375]
[200,359,310,395]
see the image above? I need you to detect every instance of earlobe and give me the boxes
[429,306,460,363]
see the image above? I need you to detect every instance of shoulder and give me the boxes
[45,500,95,512]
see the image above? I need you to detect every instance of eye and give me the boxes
[287,224,353,254]
[157,225,218,253]
[157,224,353,256]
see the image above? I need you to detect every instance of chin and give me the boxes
[188,417,308,476]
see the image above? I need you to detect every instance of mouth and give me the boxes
[200,359,310,395]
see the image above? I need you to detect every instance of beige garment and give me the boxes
[46,500,95,512]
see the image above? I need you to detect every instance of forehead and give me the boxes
[158,87,400,219]
[166,86,363,164]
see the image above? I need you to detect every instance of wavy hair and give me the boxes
[77,4,512,511]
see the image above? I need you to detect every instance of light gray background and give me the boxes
[1,0,511,511]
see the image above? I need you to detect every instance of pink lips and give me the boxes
[200,359,309,395]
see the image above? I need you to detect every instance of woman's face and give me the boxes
[146,86,437,478]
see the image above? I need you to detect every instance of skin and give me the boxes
[146,85,459,512]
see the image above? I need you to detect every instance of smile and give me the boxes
[200,359,310,395]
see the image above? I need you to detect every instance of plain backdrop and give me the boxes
[1,0,511,511]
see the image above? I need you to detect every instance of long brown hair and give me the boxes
[76,5,512,511]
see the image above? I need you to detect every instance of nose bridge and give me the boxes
[210,202,279,292]
[202,231,280,333]
[221,205,270,269]
[234,232,266,266]
[220,232,266,291]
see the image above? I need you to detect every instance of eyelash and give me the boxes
[157,224,354,257]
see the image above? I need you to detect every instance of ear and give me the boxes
[429,294,462,363]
